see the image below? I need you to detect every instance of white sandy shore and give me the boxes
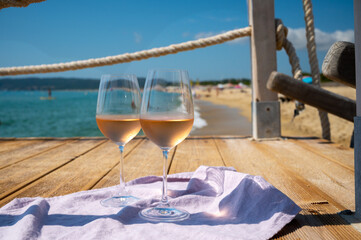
[194,85,355,148]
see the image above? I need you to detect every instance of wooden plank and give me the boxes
[169,137,225,174]
[93,138,168,189]
[0,139,142,206]
[215,138,361,239]
[322,41,355,88]
[0,139,44,154]
[267,71,356,122]
[0,139,105,204]
[0,139,71,170]
[289,138,354,170]
[215,138,328,205]
[263,139,354,210]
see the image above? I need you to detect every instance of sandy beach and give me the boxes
[193,84,355,148]
[191,99,251,136]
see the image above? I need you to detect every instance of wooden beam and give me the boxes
[355,0,361,116]
[322,41,355,88]
[248,0,280,138]
[354,0,361,220]
[249,0,277,102]
[267,71,356,122]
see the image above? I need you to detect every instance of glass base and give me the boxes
[139,206,190,222]
[100,195,139,208]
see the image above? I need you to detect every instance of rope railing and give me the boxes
[0,22,305,78]
[0,4,331,140]
[0,27,251,76]
[302,0,331,140]
[275,19,303,81]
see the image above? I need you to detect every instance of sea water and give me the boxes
[0,91,205,137]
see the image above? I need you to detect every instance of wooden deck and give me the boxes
[0,136,360,239]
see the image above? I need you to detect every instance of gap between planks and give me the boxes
[85,138,145,190]
[0,139,107,206]
[0,139,77,170]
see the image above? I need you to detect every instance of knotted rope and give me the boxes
[0,27,251,76]
[275,19,303,81]
[274,3,331,141]
[275,19,306,119]
[303,0,331,140]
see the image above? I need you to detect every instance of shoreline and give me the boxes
[195,86,355,148]
[191,99,251,136]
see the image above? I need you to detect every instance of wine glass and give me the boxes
[96,74,141,207]
[139,69,194,222]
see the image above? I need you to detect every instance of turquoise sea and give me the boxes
[0,91,207,137]
[0,91,103,137]
[0,90,205,138]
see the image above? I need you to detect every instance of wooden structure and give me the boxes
[0,136,360,238]
[266,0,361,223]
[354,0,361,220]
[249,0,280,139]
[323,41,356,88]
[1,0,361,237]
[267,72,356,122]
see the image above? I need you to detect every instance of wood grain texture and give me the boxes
[248,0,277,101]
[262,140,354,210]
[0,139,71,170]
[0,139,104,204]
[92,137,166,189]
[215,138,360,239]
[0,139,44,153]
[289,138,354,170]
[0,136,359,239]
[0,139,142,206]
[169,137,225,174]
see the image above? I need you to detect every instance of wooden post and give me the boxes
[354,0,361,219]
[248,0,280,139]
[268,72,356,122]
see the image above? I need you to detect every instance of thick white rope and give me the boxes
[303,0,331,140]
[0,27,251,76]
[275,19,303,81]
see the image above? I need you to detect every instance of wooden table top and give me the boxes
[0,136,360,239]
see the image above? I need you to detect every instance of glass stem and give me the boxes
[118,145,126,195]
[161,150,169,206]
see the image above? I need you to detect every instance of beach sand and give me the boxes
[194,84,355,148]
[191,100,251,136]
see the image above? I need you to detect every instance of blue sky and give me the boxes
[0,0,355,81]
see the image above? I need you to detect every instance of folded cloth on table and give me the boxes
[0,166,300,240]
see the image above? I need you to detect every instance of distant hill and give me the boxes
[0,77,252,90]
[0,77,147,90]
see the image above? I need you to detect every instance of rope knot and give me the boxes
[275,19,288,50]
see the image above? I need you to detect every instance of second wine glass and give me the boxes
[139,69,194,222]
[96,74,141,207]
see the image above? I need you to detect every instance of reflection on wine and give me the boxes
[140,117,193,149]
[96,115,141,145]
